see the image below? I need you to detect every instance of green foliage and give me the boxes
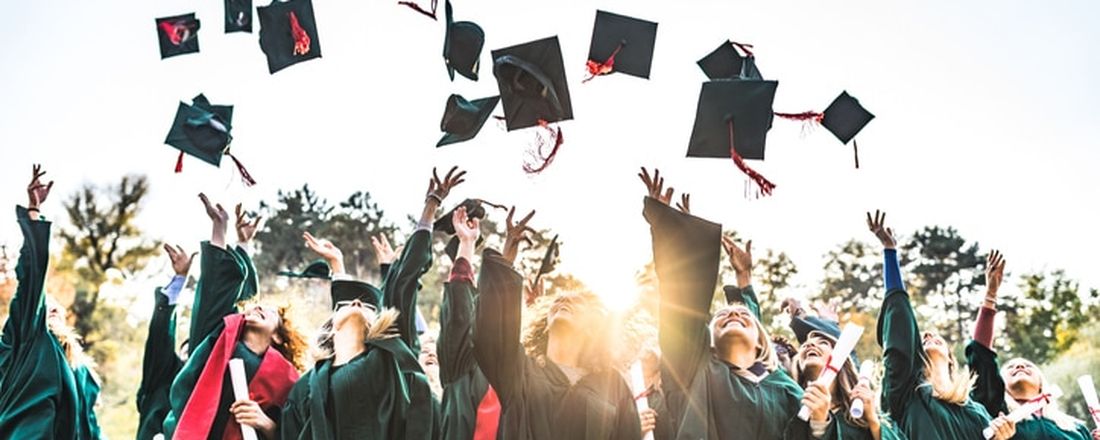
[901,226,985,346]
[819,239,884,313]
[1000,271,1100,364]
[1040,322,1100,424]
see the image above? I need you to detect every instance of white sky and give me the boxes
[2,0,1099,312]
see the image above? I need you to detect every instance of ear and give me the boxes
[272,332,284,345]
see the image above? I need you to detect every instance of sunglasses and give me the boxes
[334,300,377,313]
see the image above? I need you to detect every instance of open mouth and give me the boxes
[802,347,823,360]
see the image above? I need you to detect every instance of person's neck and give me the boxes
[1008,384,1041,402]
[333,324,366,366]
[546,325,583,369]
[716,338,757,370]
[242,328,272,356]
[929,354,952,385]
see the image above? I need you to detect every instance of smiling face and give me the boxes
[243,303,283,337]
[419,339,438,369]
[45,296,66,330]
[711,305,759,346]
[796,333,836,381]
[547,293,602,331]
[1001,358,1042,399]
[922,331,949,361]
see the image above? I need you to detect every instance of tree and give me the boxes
[901,226,985,346]
[1000,271,1100,364]
[56,175,159,344]
[818,239,884,313]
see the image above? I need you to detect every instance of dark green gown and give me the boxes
[439,267,501,440]
[645,198,810,440]
[136,284,184,439]
[877,288,991,439]
[162,242,274,438]
[0,206,101,439]
[966,341,1093,440]
[280,229,440,440]
[474,249,641,440]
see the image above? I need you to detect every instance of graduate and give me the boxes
[279,167,460,439]
[869,210,1016,439]
[0,165,103,439]
[162,194,307,439]
[437,205,504,440]
[473,204,640,440]
[640,167,809,439]
[135,244,192,439]
[966,251,1096,439]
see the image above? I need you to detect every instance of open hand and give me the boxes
[985,250,1006,300]
[371,234,397,265]
[27,164,54,209]
[199,193,230,225]
[676,193,691,215]
[721,235,752,288]
[502,206,536,265]
[304,231,345,275]
[452,206,481,244]
[638,167,674,205]
[865,210,897,249]
[426,166,467,204]
[235,204,263,244]
[164,244,196,277]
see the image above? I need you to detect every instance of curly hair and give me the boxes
[271,304,309,371]
[522,291,615,373]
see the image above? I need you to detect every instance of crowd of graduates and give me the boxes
[2,164,1100,440]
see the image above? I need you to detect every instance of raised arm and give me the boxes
[869,210,922,417]
[967,250,1008,417]
[721,236,762,321]
[138,245,190,419]
[438,207,480,384]
[188,194,248,346]
[3,165,55,349]
[640,168,722,392]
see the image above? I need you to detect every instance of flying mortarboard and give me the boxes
[156,13,201,59]
[164,94,257,185]
[774,91,874,168]
[697,40,763,80]
[443,0,484,81]
[687,79,779,195]
[438,94,499,147]
[491,36,573,131]
[584,10,658,82]
[278,259,331,279]
[434,198,501,261]
[258,0,322,74]
[225,0,253,33]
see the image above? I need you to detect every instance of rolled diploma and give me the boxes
[1079,375,1100,426]
[798,324,865,421]
[850,360,876,419]
[229,358,259,440]
[630,361,654,440]
[982,385,1063,439]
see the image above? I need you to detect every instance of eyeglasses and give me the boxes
[334,300,377,313]
[714,308,753,320]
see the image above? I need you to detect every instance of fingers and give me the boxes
[745,240,752,256]
[506,206,515,228]
[164,243,177,258]
[517,209,536,228]
[639,167,653,189]
[662,187,674,202]
[454,206,468,226]
[432,167,441,187]
[199,193,212,209]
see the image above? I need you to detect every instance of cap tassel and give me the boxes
[582,42,625,83]
[174,151,185,173]
[852,139,860,169]
[727,120,775,196]
[730,41,755,57]
[288,11,311,56]
[397,0,438,20]
[159,21,192,46]
[523,119,563,174]
[226,153,257,186]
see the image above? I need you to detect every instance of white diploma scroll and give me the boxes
[229,358,259,440]
[982,385,1064,439]
[630,361,654,440]
[849,360,876,419]
[1079,375,1100,427]
[798,324,865,421]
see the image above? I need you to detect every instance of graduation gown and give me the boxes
[645,198,810,440]
[877,288,991,439]
[966,341,1092,440]
[0,206,100,439]
[136,286,184,440]
[439,262,502,440]
[280,229,440,440]
[474,249,641,440]
[163,242,296,439]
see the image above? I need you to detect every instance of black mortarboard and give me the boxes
[697,40,763,80]
[278,259,331,279]
[435,199,492,261]
[687,80,778,161]
[438,94,499,147]
[791,315,843,344]
[491,36,573,131]
[225,0,253,33]
[330,280,383,310]
[585,10,658,80]
[156,13,201,59]
[443,0,484,81]
[258,0,322,74]
[165,94,234,168]
[821,91,874,145]
[536,234,559,277]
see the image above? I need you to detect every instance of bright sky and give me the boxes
[2,0,1099,313]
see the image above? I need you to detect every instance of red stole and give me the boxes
[174,314,300,440]
[473,385,501,440]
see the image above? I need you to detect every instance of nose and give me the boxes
[350,299,363,308]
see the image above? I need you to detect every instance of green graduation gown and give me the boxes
[162,242,279,438]
[966,341,1093,440]
[877,288,991,439]
[280,229,440,440]
[439,265,501,440]
[0,206,99,439]
[136,285,183,439]
[474,249,641,440]
[645,198,810,440]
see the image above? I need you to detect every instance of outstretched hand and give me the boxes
[199,193,230,248]
[164,244,196,277]
[985,250,1006,300]
[235,204,263,244]
[27,164,54,210]
[502,206,536,265]
[303,231,345,275]
[638,167,674,205]
[866,210,897,249]
[371,234,397,265]
[426,166,467,205]
[721,235,752,288]
[452,206,481,244]
[676,193,691,215]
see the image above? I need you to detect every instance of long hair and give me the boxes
[1000,358,1084,432]
[270,304,308,371]
[45,297,98,380]
[522,291,614,373]
[709,304,779,373]
[920,349,974,405]
[790,340,866,428]
[311,307,401,361]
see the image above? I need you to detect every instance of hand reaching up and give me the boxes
[304,231,345,275]
[638,167,674,205]
[235,204,263,244]
[199,193,230,248]
[985,250,1006,301]
[721,235,752,288]
[371,234,397,265]
[502,206,536,265]
[26,164,54,211]
[426,166,467,205]
[164,244,196,277]
[865,210,897,250]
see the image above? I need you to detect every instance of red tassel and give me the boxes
[523,120,563,174]
[397,0,438,20]
[727,120,775,196]
[288,12,311,56]
[227,153,257,186]
[853,139,860,169]
[774,111,824,123]
[730,41,755,57]
[175,151,185,173]
[582,42,624,83]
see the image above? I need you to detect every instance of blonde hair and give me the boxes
[1000,358,1084,432]
[790,335,867,428]
[311,307,401,361]
[920,350,974,405]
[44,297,98,380]
[709,304,779,372]
[522,291,615,373]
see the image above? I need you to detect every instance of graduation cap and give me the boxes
[257,0,322,74]
[164,94,256,185]
[434,198,501,260]
[331,280,383,310]
[443,0,484,81]
[583,10,658,82]
[438,94,499,147]
[791,315,842,344]
[536,234,559,280]
[687,79,779,196]
[156,13,201,59]
[278,259,331,279]
[697,40,763,80]
[225,0,253,33]
[491,36,573,131]
[775,91,874,168]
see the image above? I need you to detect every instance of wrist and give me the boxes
[735,273,751,289]
[329,259,346,275]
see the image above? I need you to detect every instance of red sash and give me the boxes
[472,385,501,440]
